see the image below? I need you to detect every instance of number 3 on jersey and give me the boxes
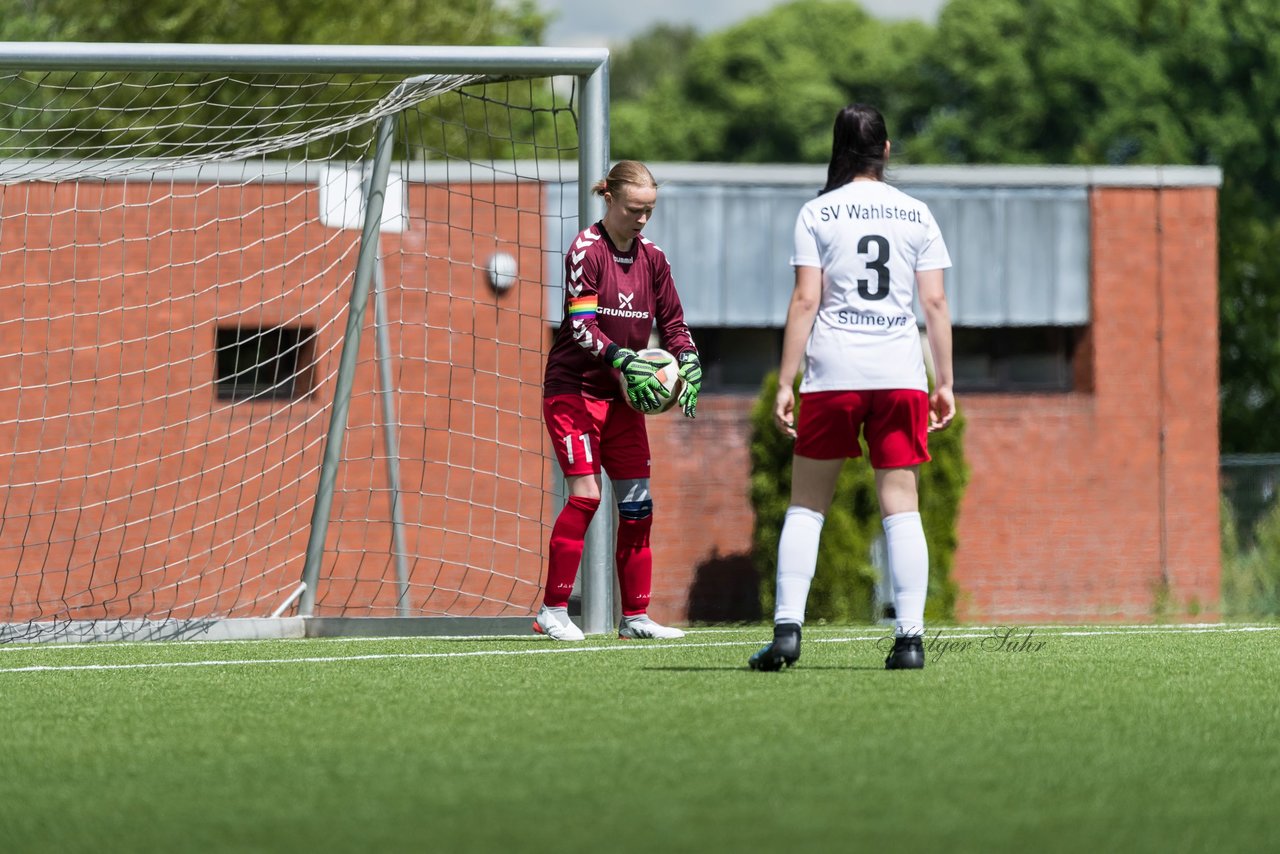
[857,234,890,301]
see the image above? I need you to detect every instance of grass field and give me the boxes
[1,623,1276,853]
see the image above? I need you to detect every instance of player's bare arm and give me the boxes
[917,267,954,432]
[775,265,823,437]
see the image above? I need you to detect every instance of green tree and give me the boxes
[609,23,700,103]
[0,0,547,45]
[1218,200,1280,452]
[910,0,1280,452]
[0,0,565,162]
[1222,495,1280,618]
[612,0,934,162]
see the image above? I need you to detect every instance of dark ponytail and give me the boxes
[820,103,888,194]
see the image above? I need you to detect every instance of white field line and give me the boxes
[1,624,1278,675]
[0,621,1271,654]
[686,622,1280,636]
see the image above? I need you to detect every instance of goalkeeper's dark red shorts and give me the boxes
[794,389,931,468]
[543,394,651,479]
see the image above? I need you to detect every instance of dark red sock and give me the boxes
[543,495,600,608]
[615,515,654,616]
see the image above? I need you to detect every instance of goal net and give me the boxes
[0,45,606,642]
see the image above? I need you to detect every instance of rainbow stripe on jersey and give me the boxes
[567,295,597,321]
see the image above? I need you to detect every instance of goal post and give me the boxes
[0,43,614,642]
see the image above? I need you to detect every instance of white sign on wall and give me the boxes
[318,165,407,233]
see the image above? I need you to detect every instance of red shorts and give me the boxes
[543,394,651,479]
[794,389,931,468]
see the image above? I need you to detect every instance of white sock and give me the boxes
[774,506,825,626]
[884,511,928,637]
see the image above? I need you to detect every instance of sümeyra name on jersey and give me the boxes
[834,308,914,328]
[818,203,923,224]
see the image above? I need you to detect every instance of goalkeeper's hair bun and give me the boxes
[593,160,658,197]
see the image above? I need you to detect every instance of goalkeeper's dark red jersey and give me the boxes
[543,222,696,399]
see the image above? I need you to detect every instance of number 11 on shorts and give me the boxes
[563,433,592,466]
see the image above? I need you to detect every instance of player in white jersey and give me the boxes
[750,103,955,672]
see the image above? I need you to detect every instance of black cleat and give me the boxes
[748,623,801,671]
[884,634,925,670]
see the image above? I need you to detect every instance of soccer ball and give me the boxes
[618,347,684,414]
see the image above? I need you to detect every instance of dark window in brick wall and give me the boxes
[953,326,1089,393]
[687,327,783,392]
[673,324,1090,395]
[215,325,316,402]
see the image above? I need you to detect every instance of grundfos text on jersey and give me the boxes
[598,306,650,319]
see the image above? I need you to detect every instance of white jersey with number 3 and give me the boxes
[791,180,951,393]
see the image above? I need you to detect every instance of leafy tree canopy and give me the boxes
[0,0,548,46]
[917,0,1280,452]
[609,23,699,103]
[0,0,560,161]
[612,0,934,163]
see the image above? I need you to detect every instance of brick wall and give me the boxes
[0,178,1220,625]
[0,178,550,620]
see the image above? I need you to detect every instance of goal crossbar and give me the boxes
[0,42,611,76]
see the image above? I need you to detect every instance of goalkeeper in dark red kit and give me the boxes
[536,160,702,641]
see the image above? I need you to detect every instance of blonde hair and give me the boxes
[591,160,657,198]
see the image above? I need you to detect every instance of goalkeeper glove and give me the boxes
[676,351,702,418]
[610,346,672,412]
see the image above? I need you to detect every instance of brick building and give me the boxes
[633,164,1222,624]
[0,162,1221,628]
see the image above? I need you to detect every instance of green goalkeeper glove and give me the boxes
[610,346,672,412]
[676,351,702,418]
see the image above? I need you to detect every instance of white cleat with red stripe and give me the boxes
[532,605,585,641]
[618,614,685,640]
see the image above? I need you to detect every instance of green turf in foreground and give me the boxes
[0,624,1276,853]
